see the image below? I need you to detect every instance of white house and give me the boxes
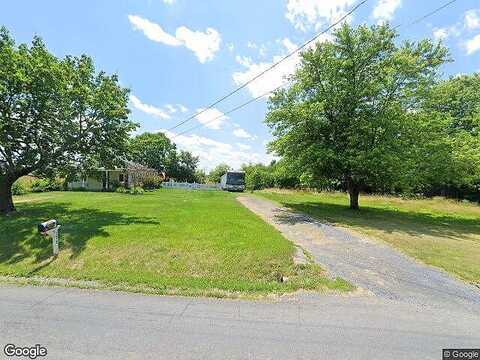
[68,161,158,191]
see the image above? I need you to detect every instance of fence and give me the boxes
[162,180,221,191]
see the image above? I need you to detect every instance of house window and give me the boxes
[119,173,125,182]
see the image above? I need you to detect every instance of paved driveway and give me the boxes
[238,195,480,311]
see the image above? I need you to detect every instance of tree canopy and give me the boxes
[266,23,449,209]
[411,74,480,197]
[424,73,480,133]
[0,27,136,214]
[168,150,200,183]
[129,132,200,182]
[129,132,176,173]
[242,160,299,190]
[207,163,231,184]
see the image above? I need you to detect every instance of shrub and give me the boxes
[130,187,145,195]
[31,178,63,193]
[115,186,127,194]
[11,176,37,195]
[273,165,300,189]
[142,175,163,190]
[12,181,28,195]
[31,179,49,192]
[244,165,274,191]
[245,169,264,191]
[108,179,121,191]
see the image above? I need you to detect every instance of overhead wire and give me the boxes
[167,0,370,132]
[171,83,285,138]
[170,0,458,138]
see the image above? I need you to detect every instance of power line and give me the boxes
[395,0,457,29]
[171,0,458,138]
[172,84,285,138]
[167,0,370,132]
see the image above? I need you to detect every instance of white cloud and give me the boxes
[247,41,268,57]
[160,130,272,170]
[128,15,221,63]
[282,38,298,53]
[433,28,448,41]
[233,128,254,139]
[130,95,171,119]
[233,57,286,98]
[258,46,267,57]
[128,15,181,46]
[433,25,459,41]
[175,26,221,63]
[237,143,252,150]
[195,108,227,129]
[285,0,355,32]
[432,9,479,43]
[232,36,331,98]
[235,55,253,67]
[162,0,176,4]
[465,34,480,55]
[465,9,480,30]
[178,104,189,113]
[372,0,401,23]
[130,95,189,119]
[165,104,177,113]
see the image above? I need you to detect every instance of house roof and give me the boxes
[97,160,156,173]
[125,161,156,172]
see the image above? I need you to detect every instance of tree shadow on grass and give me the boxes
[0,201,160,268]
[275,201,480,241]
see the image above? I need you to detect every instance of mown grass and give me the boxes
[0,190,351,297]
[257,190,480,285]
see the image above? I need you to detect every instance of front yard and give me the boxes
[0,189,351,297]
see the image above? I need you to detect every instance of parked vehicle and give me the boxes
[220,171,245,192]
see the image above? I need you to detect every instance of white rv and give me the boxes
[220,171,245,192]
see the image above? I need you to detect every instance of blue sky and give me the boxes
[2,0,480,170]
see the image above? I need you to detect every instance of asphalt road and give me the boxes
[0,284,479,360]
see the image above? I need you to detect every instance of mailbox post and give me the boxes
[38,220,61,256]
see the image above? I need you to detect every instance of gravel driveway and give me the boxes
[238,195,480,310]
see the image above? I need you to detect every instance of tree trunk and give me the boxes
[348,181,360,210]
[0,175,16,215]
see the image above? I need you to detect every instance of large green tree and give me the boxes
[0,27,136,214]
[129,132,199,182]
[266,23,449,209]
[168,150,200,182]
[129,132,177,172]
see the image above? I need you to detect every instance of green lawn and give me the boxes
[0,190,351,297]
[257,190,480,286]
